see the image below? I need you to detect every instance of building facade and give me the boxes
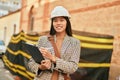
[0,0,120,80]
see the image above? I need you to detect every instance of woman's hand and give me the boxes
[39,59,51,70]
[40,47,52,60]
[40,47,56,62]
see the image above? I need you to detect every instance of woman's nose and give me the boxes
[56,21,61,24]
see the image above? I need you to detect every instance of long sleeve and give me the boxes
[27,36,54,75]
[28,58,40,75]
[54,38,81,74]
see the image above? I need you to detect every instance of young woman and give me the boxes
[27,6,81,80]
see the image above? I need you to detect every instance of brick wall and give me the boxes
[20,0,120,36]
[0,11,21,45]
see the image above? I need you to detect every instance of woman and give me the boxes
[27,6,81,80]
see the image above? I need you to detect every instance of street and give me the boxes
[0,59,14,80]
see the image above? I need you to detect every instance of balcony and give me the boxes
[0,0,21,17]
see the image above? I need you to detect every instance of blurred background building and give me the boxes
[0,0,21,17]
[0,0,120,80]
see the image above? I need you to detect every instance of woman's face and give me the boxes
[53,17,67,33]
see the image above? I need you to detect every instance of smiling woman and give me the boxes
[25,6,81,80]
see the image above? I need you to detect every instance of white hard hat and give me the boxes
[50,6,70,19]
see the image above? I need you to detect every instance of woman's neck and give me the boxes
[55,32,66,39]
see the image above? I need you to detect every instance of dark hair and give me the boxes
[50,17,72,36]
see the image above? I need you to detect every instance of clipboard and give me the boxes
[22,42,44,64]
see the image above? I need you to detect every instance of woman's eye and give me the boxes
[61,19,64,22]
[53,20,57,22]
[53,18,65,22]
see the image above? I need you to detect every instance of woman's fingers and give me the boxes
[40,60,51,70]
[40,47,53,60]
[40,47,49,54]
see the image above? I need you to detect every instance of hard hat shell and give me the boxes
[50,6,70,19]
